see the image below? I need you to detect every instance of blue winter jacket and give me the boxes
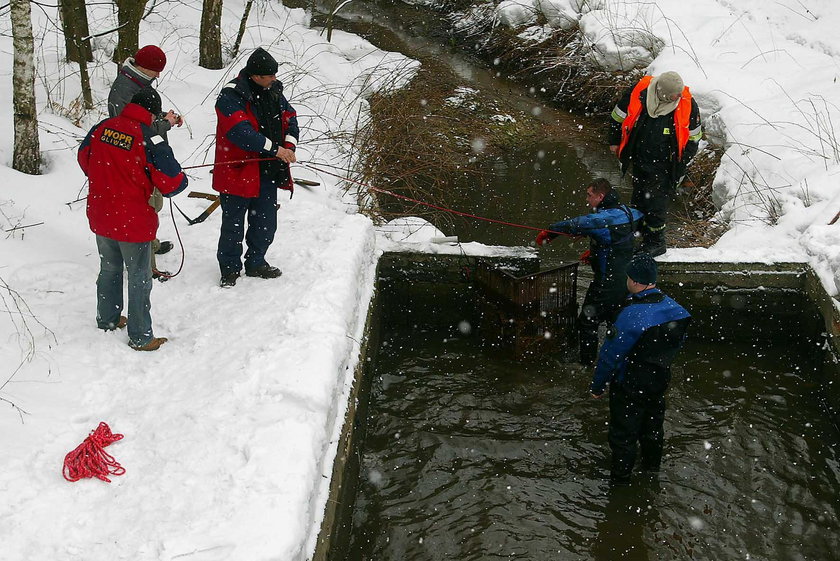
[547,193,643,303]
[591,288,691,395]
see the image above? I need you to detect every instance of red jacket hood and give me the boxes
[120,102,154,125]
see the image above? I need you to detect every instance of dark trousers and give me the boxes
[217,181,278,276]
[578,283,622,365]
[630,168,671,234]
[608,384,666,483]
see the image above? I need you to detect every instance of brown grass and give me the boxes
[668,146,726,248]
[346,57,559,224]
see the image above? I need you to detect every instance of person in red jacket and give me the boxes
[78,88,187,351]
[108,44,184,278]
[213,47,299,288]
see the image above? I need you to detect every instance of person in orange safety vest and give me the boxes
[608,72,702,257]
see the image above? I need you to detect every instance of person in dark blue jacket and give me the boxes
[536,178,643,365]
[590,253,691,485]
[213,47,299,288]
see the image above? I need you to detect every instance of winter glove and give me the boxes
[148,188,164,212]
[536,230,554,246]
[578,249,591,265]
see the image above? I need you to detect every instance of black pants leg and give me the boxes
[243,181,278,271]
[630,168,670,239]
[639,394,666,471]
[217,193,249,276]
[608,386,640,484]
[578,283,620,366]
[608,385,667,483]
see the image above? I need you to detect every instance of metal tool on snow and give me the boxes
[179,191,222,225]
[176,191,289,226]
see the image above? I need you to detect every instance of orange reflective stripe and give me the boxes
[618,77,693,161]
[617,76,651,158]
[674,87,692,160]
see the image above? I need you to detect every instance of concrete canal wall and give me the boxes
[312,254,840,560]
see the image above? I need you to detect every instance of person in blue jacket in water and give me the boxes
[590,253,691,485]
[537,178,643,365]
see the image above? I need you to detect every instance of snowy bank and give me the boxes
[0,1,417,559]
[489,0,840,298]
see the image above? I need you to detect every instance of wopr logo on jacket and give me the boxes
[99,128,135,151]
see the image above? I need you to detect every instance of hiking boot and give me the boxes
[155,241,174,255]
[152,268,171,282]
[637,241,666,257]
[220,272,239,288]
[638,229,667,257]
[130,337,168,351]
[245,264,282,279]
[100,316,127,331]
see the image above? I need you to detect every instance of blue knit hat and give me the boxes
[626,253,657,284]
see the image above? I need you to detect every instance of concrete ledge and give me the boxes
[656,261,840,352]
[657,261,808,289]
[312,279,381,561]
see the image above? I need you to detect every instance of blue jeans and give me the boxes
[95,235,154,346]
[217,181,278,276]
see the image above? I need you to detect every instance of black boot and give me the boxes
[638,228,666,257]
[155,240,174,255]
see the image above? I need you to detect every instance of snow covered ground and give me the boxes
[492,0,840,286]
[0,1,417,559]
[2,0,840,559]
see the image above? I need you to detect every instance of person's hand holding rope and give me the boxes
[275,147,296,163]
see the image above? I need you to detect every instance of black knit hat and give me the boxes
[245,47,279,76]
[626,253,658,284]
[131,87,162,115]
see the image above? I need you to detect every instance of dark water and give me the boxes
[451,140,617,250]
[345,284,840,561]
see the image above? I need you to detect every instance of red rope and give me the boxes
[62,422,125,483]
[181,157,577,239]
[298,161,576,238]
[181,157,275,171]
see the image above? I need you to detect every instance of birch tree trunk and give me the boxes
[199,0,224,69]
[113,0,148,64]
[11,0,41,175]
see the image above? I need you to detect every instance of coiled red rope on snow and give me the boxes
[62,422,125,483]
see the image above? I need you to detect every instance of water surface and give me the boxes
[346,286,839,560]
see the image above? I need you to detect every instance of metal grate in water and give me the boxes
[474,259,578,357]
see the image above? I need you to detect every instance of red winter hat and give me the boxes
[134,45,166,72]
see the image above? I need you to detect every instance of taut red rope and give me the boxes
[178,157,580,240]
[299,162,553,233]
[179,157,577,238]
[62,422,125,483]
